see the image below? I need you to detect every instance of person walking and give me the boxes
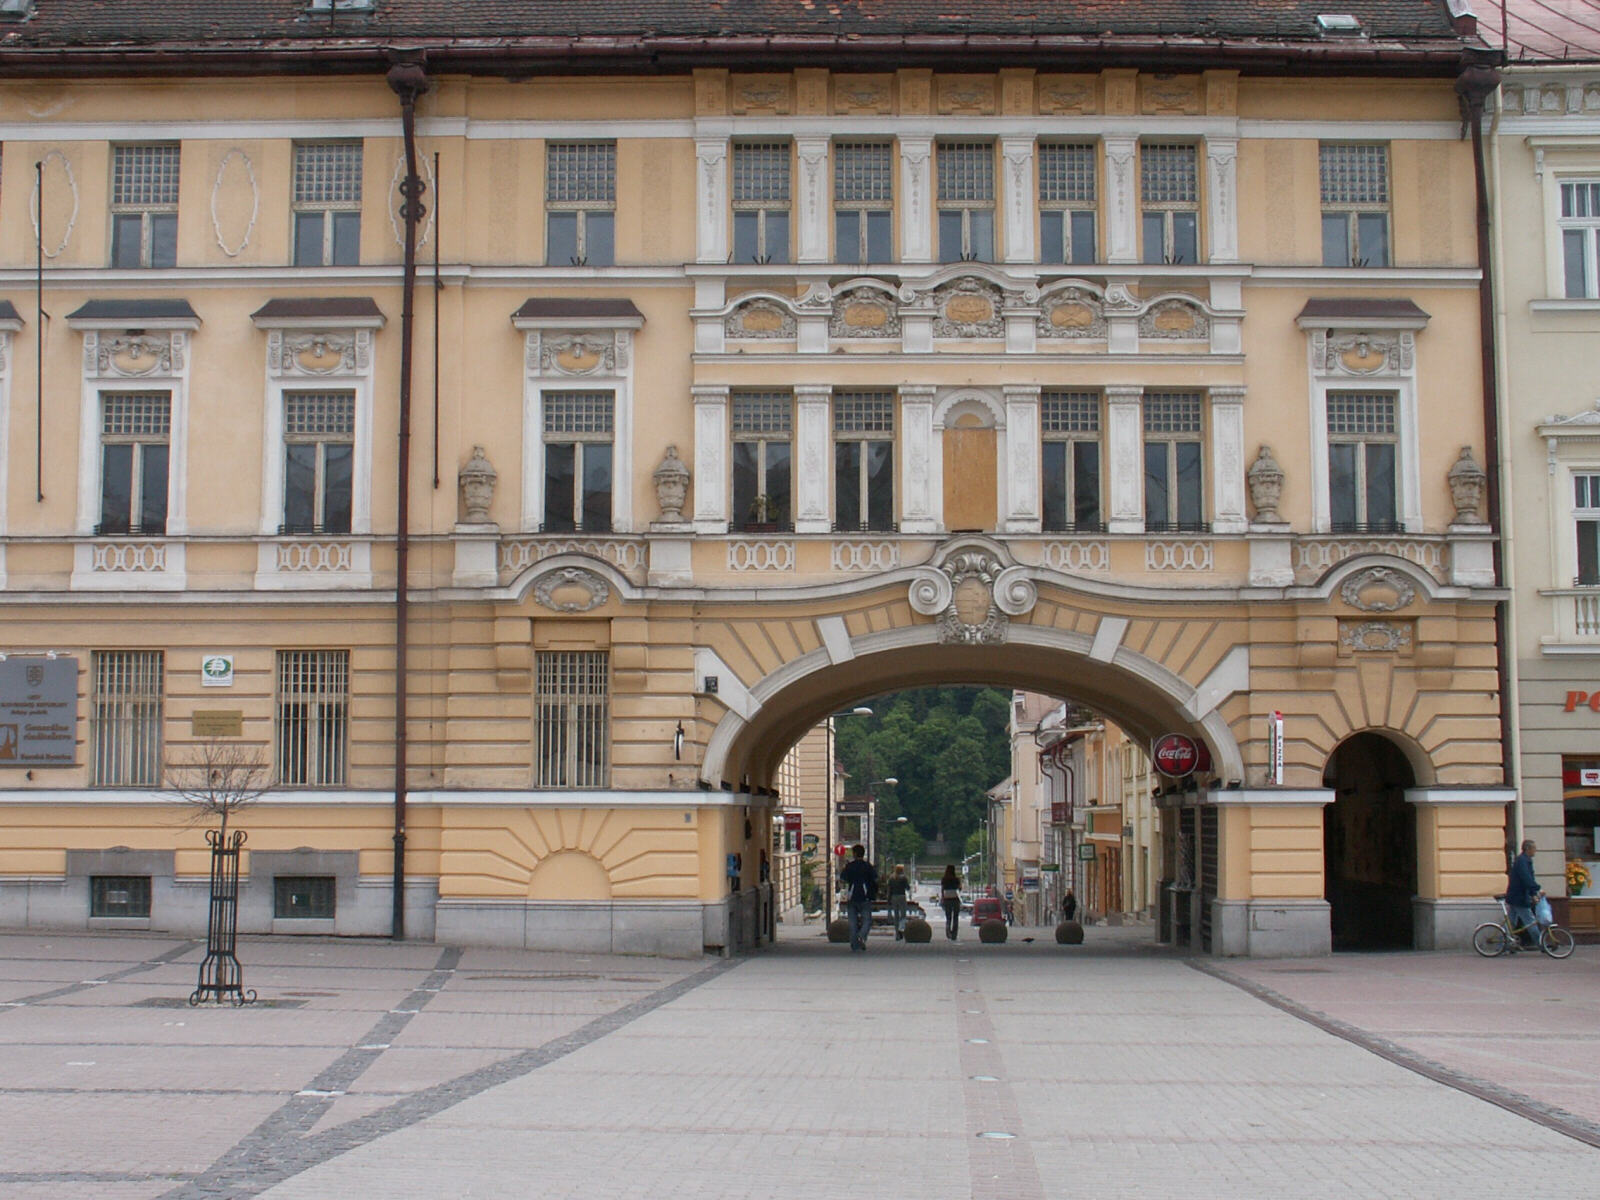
[887,864,911,940]
[839,844,878,952]
[1506,839,1543,949]
[939,864,962,941]
[1062,888,1078,923]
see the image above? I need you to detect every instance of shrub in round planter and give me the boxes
[978,918,1008,944]
[1055,920,1084,945]
[827,918,851,943]
[903,917,933,943]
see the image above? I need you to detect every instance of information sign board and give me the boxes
[0,657,78,767]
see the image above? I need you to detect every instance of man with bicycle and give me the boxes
[1507,839,1544,949]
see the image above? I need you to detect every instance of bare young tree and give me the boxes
[166,738,270,843]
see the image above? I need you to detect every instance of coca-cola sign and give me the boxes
[1151,733,1201,778]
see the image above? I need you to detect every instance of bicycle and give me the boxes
[1472,893,1575,959]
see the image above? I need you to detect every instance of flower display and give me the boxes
[1567,859,1592,895]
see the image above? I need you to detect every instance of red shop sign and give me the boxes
[1152,733,1201,778]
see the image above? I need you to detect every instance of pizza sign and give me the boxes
[1151,733,1201,778]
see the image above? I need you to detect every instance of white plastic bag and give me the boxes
[1535,896,1554,926]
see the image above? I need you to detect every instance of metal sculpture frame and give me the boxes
[189,828,256,1006]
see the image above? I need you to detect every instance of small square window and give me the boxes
[91,875,152,918]
[274,875,336,919]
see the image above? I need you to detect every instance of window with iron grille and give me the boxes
[1140,143,1198,265]
[292,141,362,267]
[834,141,893,264]
[98,392,170,536]
[282,391,354,534]
[1320,144,1390,267]
[110,144,179,268]
[276,650,348,787]
[732,391,793,530]
[546,141,615,266]
[91,875,152,918]
[535,651,609,788]
[91,650,163,787]
[1039,143,1098,266]
[1575,473,1600,585]
[1143,392,1205,530]
[834,391,894,532]
[1041,392,1102,532]
[732,142,790,264]
[543,391,613,533]
[1327,392,1398,533]
[274,875,336,919]
[937,142,995,263]
[1560,181,1600,299]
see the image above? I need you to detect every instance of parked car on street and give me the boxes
[971,896,1003,926]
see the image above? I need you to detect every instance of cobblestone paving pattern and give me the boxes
[1,925,1597,1199]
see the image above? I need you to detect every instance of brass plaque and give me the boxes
[192,710,243,738]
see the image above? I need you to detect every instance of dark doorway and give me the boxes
[1322,732,1418,950]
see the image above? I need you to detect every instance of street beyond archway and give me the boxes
[0,928,1595,1198]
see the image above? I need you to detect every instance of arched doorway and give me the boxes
[1322,732,1418,950]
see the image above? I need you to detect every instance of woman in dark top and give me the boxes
[939,864,961,941]
[887,864,911,940]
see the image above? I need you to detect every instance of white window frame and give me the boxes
[541,389,615,534]
[69,315,196,590]
[731,141,792,264]
[1299,313,1427,535]
[1574,471,1600,587]
[1041,390,1104,532]
[833,389,897,533]
[1530,141,1600,306]
[251,310,382,589]
[1139,142,1200,265]
[275,649,349,788]
[937,141,996,263]
[545,140,616,267]
[91,649,164,787]
[109,143,180,269]
[731,390,794,532]
[834,140,894,265]
[1319,142,1391,268]
[1039,142,1099,267]
[1557,178,1600,300]
[1141,391,1207,532]
[535,649,610,789]
[516,313,642,534]
[1325,391,1401,532]
[281,390,356,535]
[291,140,363,267]
[95,391,171,537]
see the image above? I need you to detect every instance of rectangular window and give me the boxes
[1326,392,1399,533]
[91,875,152,918]
[110,144,179,269]
[834,391,895,532]
[731,391,793,531]
[1140,143,1198,265]
[1560,181,1600,299]
[732,142,791,264]
[292,141,362,267]
[536,650,609,788]
[282,391,354,534]
[937,142,995,263]
[1143,392,1205,531]
[1321,144,1391,268]
[543,391,613,533]
[546,141,616,267]
[834,141,893,265]
[98,392,169,536]
[276,650,348,787]
[1041,392,1102,532]
[274,876,336,919]
[1575,473,1600,586]
[1039,143,1097,266]
[91,650,163,787]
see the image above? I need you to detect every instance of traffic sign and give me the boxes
[1151,733,1201,778]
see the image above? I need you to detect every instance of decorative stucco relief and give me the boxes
[387,150,437,249]
[1339,620,1413,653]
[828,286,900,339]
[534,567,612,612]
[1340,566,1416,612]
[1138,298,1210,340]
[1036,287,1106,339]
[30,149,78,259]
[210,149,259,257]
[724,298,796,339]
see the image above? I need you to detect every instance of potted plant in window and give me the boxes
[745,493,784,533]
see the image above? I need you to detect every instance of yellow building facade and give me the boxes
[0,2,1511,955]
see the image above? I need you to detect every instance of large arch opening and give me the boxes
[1322,731,1419,951]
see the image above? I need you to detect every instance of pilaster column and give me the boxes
[899,385,938,533]
[1205,138,1239,265]
[692,385,729,532]
[1004,385,1041,532]
[1103,135,1139,264]
[793,385,833,533]
[1000,137,1036,264]
[898,135,934,264]
[1209,386,1247,533]
[1106,385,1145,532]
[695,138,730,265]
[795,137,831,264]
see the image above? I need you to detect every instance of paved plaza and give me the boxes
[0,923,1596,1199]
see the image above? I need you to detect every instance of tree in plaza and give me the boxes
[168,737,270,843]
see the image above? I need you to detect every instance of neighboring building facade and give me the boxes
[1481,1,1600,935]
[0,1,1512,956]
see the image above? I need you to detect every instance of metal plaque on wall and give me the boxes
[0,656,79,766]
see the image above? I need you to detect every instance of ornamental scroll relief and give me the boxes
[907,544,1037,645]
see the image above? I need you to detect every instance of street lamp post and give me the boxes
[824,706,873,926]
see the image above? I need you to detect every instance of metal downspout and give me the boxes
[387,54,430,941]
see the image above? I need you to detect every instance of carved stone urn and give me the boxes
[1247,444,1286,524]
[653,445,691,523]
[1447,445,1486,524]
[458,445,498,523]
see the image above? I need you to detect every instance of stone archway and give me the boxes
[1322,731,1419,950]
